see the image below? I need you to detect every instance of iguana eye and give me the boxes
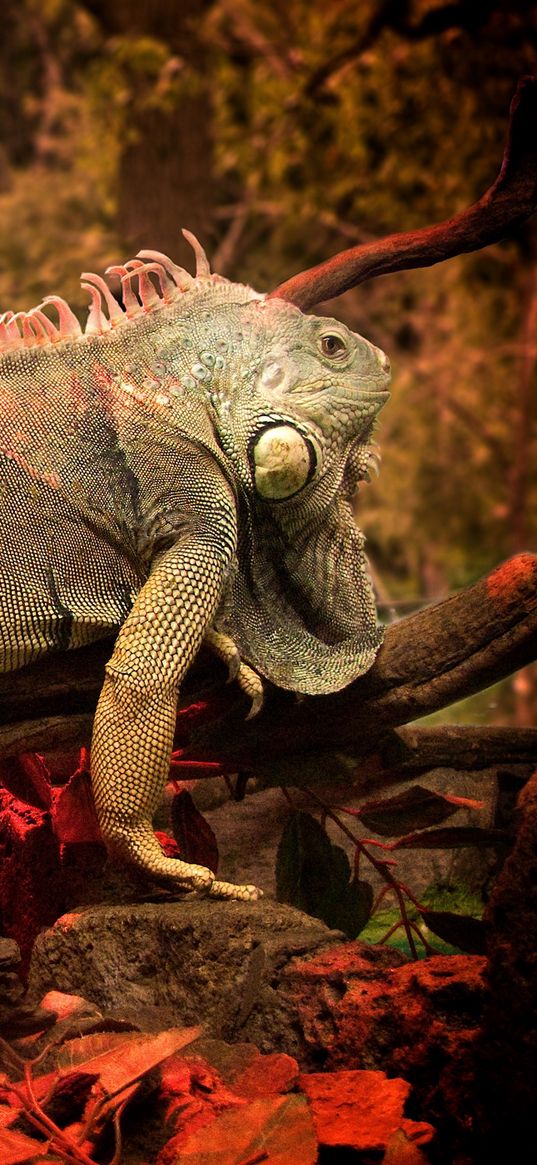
[320,333,347,359]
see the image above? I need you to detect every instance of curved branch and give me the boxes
[269,76,537,309]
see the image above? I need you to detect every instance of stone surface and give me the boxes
[0,788,65,972]
[299,1069,434,1151]
[285,942,486,1156]
[28,898,351,1054]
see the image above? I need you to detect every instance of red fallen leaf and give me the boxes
[0,1126,47,1164]
[54,1027,202,1099]
[299,1070,434,1151]
[41,1070,99,1122]
[38,989,101,1024]
[51,764,101,844]
[0,1093,22,1124]
[231,1052,299,1099]
[25,1028,201,1121]
[0,753,52,809]
[159,1054,243,1137]
[171,791,219,874]
[174,1094,317,1164]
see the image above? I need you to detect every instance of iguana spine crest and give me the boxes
[0,230,222,354]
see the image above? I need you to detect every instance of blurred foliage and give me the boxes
[0,0,536,716]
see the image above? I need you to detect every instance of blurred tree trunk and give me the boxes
[508,238,537,726]
[84,0,217,262]
[509,251,537,554]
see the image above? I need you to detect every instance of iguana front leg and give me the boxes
[91,532,261,901]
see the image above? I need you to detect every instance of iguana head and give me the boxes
[198,295,390,511]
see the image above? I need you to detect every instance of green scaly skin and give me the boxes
[0,235,390,899]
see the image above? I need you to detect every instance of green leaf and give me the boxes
[276,811,373,938]
[419,909,486,954]
[276,811,334,915]
[358,785,484,837]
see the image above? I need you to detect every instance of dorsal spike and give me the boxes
[29,307,62,342]
[106,265,143,318]
[81,283,111,335]
[5,313,24,343]
[21,314,43,345]
[125,259,180,308]
[0,312,21,348]
[80,272,125,325]
[42,296,83,339]
[123,259,160,310]
[134,261,179,303]
[181,228,211,277]
[136,249,194,291]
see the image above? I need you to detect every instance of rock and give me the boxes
[0,935,58,1038]
[0,936,24,1008]
[284,942,486,1157]
[299,1069,434,1152]
[28,898,352,1054]
[0,788,65,972]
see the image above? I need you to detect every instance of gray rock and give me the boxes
[28,898,348,1056]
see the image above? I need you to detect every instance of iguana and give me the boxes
[0,231,390,900]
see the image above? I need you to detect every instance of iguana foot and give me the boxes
[205,628,264,717]
[205,878,263,901]
[104,820,262,899]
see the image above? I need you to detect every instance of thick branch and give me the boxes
[270,77,537,309]
[0,555,535,767]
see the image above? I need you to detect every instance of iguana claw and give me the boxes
[205,628,264,716]
[206,879,263,901]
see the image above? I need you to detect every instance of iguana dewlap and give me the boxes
[0,231,390,900]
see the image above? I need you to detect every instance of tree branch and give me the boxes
[0,556,535,774]
[270,77,537,308]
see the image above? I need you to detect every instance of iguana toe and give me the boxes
[206,879,263,901]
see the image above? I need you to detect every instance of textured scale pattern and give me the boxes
[0,231,390,899]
